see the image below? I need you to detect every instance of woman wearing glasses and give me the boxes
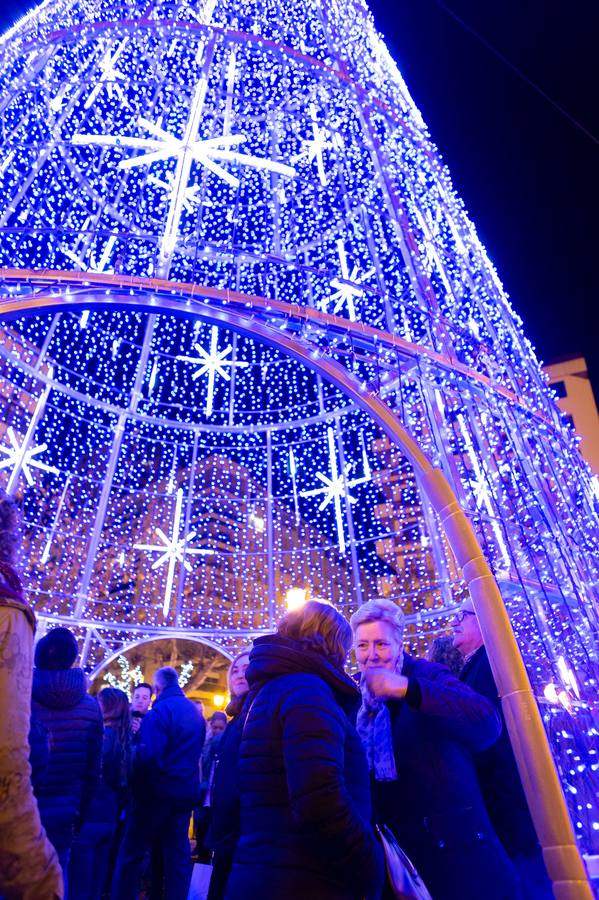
[350,598,521,900]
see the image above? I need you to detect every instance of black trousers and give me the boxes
[111,799,192,900]
[206,850,234,900]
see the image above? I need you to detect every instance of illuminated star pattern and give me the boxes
[321,239,375,321]
[300,426,371,554]
[84,39,128,110]
[0,427,59,486]
[302,103,343,186]
[177,325,249,417]
[134,487,212,616]
[73,77,296,264]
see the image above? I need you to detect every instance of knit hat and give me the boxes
[35,627,79,670]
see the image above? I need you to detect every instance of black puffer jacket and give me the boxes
[31,667,103,831]
[225,635,383,900]
[460,646,540,856]
[206,699,247,858]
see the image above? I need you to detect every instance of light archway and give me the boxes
[88,632,234,681]
[0,271,591,897]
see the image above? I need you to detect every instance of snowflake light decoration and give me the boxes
[134,488,212,616]
[0,427,59,487]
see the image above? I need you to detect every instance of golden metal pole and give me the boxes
[420,468,592,900]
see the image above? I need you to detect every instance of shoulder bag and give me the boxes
[375,823,433,900]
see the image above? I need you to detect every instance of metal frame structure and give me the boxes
[0,269,593,896]
[1,0,599,892]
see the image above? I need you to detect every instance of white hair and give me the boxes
[154,666,179,690]
[349,598,405,644]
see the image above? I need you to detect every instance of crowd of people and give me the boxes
[0,488,553,900]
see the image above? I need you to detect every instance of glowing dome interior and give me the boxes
[1,306,468,641]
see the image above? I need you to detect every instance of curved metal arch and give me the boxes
[0,276,433,473]
[0,267,554,430]
[87,632,234,681]
[1,273,591,895]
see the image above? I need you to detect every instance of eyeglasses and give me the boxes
[453,609,476,624]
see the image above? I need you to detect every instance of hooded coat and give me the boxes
[31,665,103,834]
[225,634,383,900]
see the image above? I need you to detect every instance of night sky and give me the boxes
[1,0,597,396]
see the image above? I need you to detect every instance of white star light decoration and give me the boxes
[302,103,343,186]
[177,325,249,417]
[84,39,128,110]
[73,77,296,263]
[0,427,59,486]
[321,239,375,321]
[134,487,212,616]
[147,171,203,214]
[299,426,371,554]
[456,414,511,573]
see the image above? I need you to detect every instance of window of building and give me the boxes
[552,380,567,399]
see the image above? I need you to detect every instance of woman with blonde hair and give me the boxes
[225,601,383,900]
[350,598,520,900]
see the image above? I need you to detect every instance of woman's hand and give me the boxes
[364,667,409,700]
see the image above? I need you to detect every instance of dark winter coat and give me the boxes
[134,682,205,806]
[226,634,384,900]
[206,704,246,857]
[460,645,540,856]
[28,714,50,793]
[84,724,130,827]
[369,654,520,900]
[31,666,103,832]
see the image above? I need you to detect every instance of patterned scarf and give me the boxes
[356,653,403,782]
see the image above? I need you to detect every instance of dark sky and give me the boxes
[1,0,598,396]
[368,0,599,396]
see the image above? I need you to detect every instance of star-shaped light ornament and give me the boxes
[177,325,249,417]
[0,427,59,486]
[302,103,343,186]
[299,427,371,554]
[84,39,128,110]
[456,414,511,573]
[320,239,375,321]
[73,78,296,264]
[147,171,203,213]
[133,488,212,616]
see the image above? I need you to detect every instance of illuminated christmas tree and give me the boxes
[0,0,598,877]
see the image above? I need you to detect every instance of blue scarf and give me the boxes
[356,657,403,782]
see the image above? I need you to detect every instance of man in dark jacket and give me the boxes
[453,599,553,898]
[31,626,103,887]
[111,666,206,900]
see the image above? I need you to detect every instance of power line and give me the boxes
[437,0,599,148]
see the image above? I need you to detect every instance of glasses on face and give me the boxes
[453,609,476,625]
